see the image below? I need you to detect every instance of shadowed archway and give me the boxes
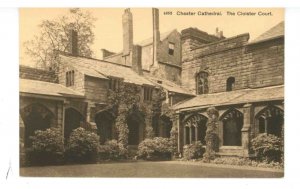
[21,103,54,147]
[64,108,84,139]
[220,108,243,146]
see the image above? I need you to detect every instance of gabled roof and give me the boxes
[137,29,178,46]
[250,21,284,44]
[173,85,284,111]
[146,76,194,96]
[20,79,84,98]
[59,54,154,86]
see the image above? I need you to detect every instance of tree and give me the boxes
[23,8,96,70]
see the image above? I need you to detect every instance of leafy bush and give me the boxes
[183,141,204,160]
[26,127,64,166]
[137,137,174,160]
[66,127,100,163]
[251,133,283,163]
[210,157,283,169]
[98,140,127,160]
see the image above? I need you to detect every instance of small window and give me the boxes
[196,72,208,95]
[66,70,74,87]
[144,87,153,101]
[168,42,175,55]
[109,78,121,91]
[226,77,235,91]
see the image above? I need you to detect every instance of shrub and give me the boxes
[137,137,174,160]
[183,141,204,160]
[98,140,127,160]
[251,133,283,163]
[66,127,99,163]
[26,127,64,166]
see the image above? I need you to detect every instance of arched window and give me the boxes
[184,114,208,145]
[21,103,54,147]
[256,106,284,137]
[221,109,243,146]
[196,72,208,95]
[226,77,235,91]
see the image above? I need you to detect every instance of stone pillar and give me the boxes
[242,103,253,157]
[175,114,183,153]
[87,102,97,131]
[195,126,198,142]
[189,126,192,144]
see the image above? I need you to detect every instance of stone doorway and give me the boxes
[95,110,115,144]
[127,105,144,145]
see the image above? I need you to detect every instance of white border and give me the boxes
[1,1,300,189]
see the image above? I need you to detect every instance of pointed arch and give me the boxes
[183,113,208,145]
[127,105,145,145]
[64,107,85,139]
[95,109,116,144]
[255,105,284,137]
[20,103,55,147]
[220,108,243,146]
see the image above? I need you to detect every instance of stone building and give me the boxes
[20,8,284,158]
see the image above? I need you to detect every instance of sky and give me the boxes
[20,8,284,67]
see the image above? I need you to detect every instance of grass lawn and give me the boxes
[20,161,283,178]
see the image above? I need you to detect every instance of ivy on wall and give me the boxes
[107,82,170,149]
[203,106,219,162]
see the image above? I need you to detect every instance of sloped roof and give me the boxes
[146,76,194,96]
[250,21,284,43]
[137,30,177,46]
[173,85,284,111]
[59,54,154,86]
[20,79,84,98]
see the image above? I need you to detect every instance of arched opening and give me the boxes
[160,115,172,138]
[127,105,144,145]
[95,110,115,144]
[221,109,243,146]
[256,106,284,137]
[21,103,54,147]
[64,108,84,139]
[226,77,235,91]
[184,114,208,145]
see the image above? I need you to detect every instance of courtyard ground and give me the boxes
[20,161,283,178]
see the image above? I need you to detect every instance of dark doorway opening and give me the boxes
[64,108,84,139]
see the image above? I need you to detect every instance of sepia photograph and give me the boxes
[19,7,284,178]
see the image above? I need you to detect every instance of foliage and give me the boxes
[98,140,127,160]
[24,8,96,70]
[210,157,283,169]
[137,137,174,160]
[26,127,64,166]
[203,107,219,162]
[183,141,204,160]
[251,133,283,163]
[66,127,99,163]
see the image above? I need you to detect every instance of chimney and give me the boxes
[122,8,133,55]
[152,8,160,67]
[69,29,78,56]
[131,45,143,75]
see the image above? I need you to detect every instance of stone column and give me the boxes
[189,126,192,144]
[87,102,97,131]
[195,126,198,142]
[242,103,253,157]
[175,114,183,153]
